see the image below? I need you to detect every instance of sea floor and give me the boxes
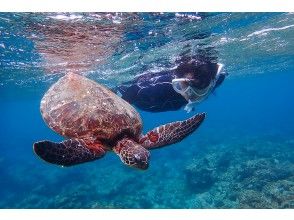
[1,134,293,208]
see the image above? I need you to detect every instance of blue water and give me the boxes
[0,12,294,208]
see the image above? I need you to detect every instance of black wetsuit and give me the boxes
[117,70,187,112]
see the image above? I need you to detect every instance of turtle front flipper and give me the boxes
[139,113,206,149]
[33,139,106,166]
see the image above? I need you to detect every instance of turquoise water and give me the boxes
[0,13,293,208]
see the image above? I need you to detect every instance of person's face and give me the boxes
[182,72,200,89]
[175,71,206,102]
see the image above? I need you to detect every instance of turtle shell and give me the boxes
[40,73,142,144]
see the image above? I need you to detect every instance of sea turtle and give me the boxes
[33,73,205,170]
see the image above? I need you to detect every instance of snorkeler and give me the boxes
[116,55,227,112]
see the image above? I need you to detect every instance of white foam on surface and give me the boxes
[247,24,294,37]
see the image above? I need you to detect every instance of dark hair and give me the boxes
[175,55,218,90]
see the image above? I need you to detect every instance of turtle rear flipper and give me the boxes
[33,139,106,166]
[140,113,206,149]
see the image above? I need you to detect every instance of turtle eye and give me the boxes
[134,154,141,161]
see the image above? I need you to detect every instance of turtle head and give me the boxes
[114,138,150,170]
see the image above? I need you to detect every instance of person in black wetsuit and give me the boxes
[116,55,227,112]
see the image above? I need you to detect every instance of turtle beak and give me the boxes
[134,153,149,170]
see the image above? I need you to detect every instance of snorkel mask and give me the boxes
[172,63,224,112]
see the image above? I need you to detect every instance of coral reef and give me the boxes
[184,137,294,208]
[185,158,218,193]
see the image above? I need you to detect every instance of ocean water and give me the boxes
[0,12,293,208]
